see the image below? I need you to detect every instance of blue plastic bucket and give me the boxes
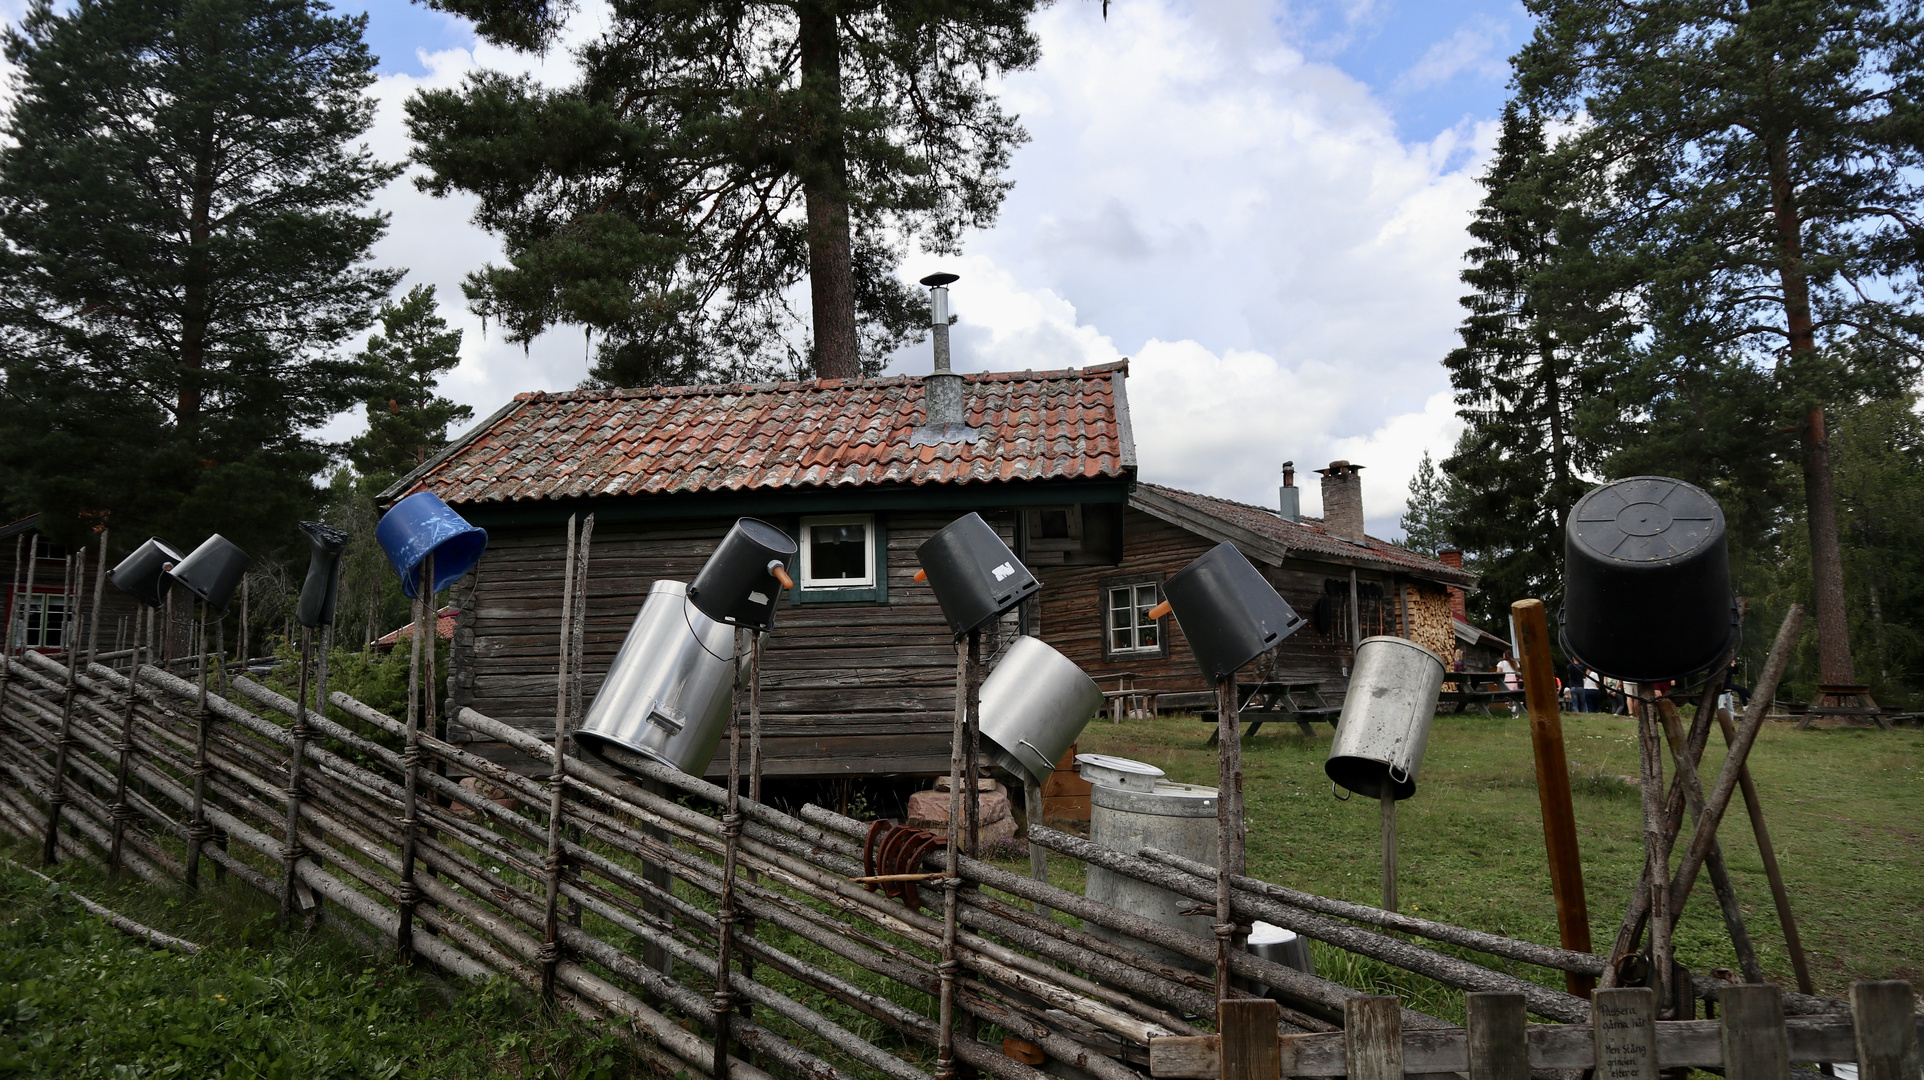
[376,492,489,599]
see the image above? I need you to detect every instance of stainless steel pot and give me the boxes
[979,636,1103,784]
[1325,635,1446,801]
[574,580,740,776]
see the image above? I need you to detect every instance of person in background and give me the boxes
[1496,651,1521,716]
[1566,658,1590,712]
[1583,666,1603,715]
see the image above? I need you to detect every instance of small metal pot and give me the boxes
[915,513,1039,638]
[1325,636,1446,801]
[109,538,185,608]
[166,535,252,613]
[1246,921,1315,984]
[295,521,350,629]
[687,518,798,633]
[978,636,1103,784]
[376,491,489,599]
[1562,476,1733,681]
[1162,542,1306,681]
[573,581,740,776]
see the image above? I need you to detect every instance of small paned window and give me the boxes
[14,593,67,650]
[1106,581,1163,655]
[800,515,876,590]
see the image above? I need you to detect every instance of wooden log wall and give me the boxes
[1033,509,1433,704]
[450,510,1024,778]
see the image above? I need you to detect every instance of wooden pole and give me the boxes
[42,551,84,865]
[1510,599,1593,997]
[935,629,974,1080]
[183,600,212,889]
[1713,706,1816,996]
[541,514,578,1001]
[282,623,314,922]
[1653,697,1764,984]
[1379,789,1396,913]
[396,552,432,963]
[966,631,982,856]
[1214,671,1244,1008]
[107,608,144,875]
[714,624,747,1078]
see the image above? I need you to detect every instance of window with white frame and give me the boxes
[799,515,876,590]
[1105,579,1164,656]
[13,593,68,650]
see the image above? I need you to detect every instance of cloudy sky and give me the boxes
[14,0,1533,538]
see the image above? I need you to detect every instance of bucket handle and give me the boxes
[1388,762,1411,786]
[1017,739,1057,773]
[1330,781,1350,802]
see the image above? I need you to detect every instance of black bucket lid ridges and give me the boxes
[108,538,186,608]
[687,518,799,633]
[1162,541,1307,682]
[166,534,252,613]
[915,512,1041,638]
[296,520,351,629]
[1562,475,1734,682]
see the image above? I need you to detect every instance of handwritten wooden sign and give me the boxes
[1593,987,1658,1080]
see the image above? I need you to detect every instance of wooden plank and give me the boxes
[1850,981,1919,1080]
[1219,999,1280,1080]
[1593,987,1657,1080]
[1722,984,1792,1080]
[1149,1035,1218,1080]
[1344,997,1403,1080]
[1467,993,1529,1080]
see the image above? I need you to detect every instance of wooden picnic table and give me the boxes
[1439,673,1525,715]
[1198,681,1342,744]
[1096,671,1159,723]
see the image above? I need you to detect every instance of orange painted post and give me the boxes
[1512,598,1594,998]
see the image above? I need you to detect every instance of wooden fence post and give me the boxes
[1218,998,1279,1080]
[281,624,314,922]
[1466,992,1528,1080]
[396,552,432,963]
[713,624,747,1078]
[540,514,578,1001]
[1512,599,1594,997]
[1215,671,1244,1006]
[1343,996,1402,1080]
[107,607,146,875]
[42,551,81,865]
[1720,984,1791,1080]
[184,601,213,889]
[1848,981,1919,1080]
[1592,987,1656,1080]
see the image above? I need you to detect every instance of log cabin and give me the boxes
[382,363,1137,778]
[0,516,145,657]
[1028,462,1478,714]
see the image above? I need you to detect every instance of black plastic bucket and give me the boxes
[166,535,251,613]
[296,521,350,629]
[1562,476,1734,681]
[915,513,1040,638]
[109,538,185,608]
[687,518,799,633]
[1163,542,1307,681]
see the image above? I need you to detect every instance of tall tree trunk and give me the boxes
[797,0,860,380]
[1767,135,1854,687]
[177,131,217,436]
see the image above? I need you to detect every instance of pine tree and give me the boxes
[1515,0,1924,687]
[1398,450,1459,558]
[1440,101,1631,616]
[0,0,399,553]
[404,0,1040,384]
[348,284,473,491]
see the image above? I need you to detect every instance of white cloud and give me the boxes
[1395,19,1511,93]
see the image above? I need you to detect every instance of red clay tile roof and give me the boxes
[373,606,458,650]
[1135,483,1478,587]
[391,363,1135,505]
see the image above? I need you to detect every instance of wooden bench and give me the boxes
[1097,672,1159,723]
[1197,681,1340,744]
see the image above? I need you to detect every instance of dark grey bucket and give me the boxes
[1562,475,1734,682]
[687,517,798,633]
[296,521,350,629]
[915,513,1040,638]
[166,535,251,613]
[109,538,185,609]
[1162,542,1306,681]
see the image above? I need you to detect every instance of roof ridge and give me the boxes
[511,363,1126,404]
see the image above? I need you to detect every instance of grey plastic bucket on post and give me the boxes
[687,517,798,633]
[109,538,185,608]
[573,580,739,776]
[1077,753,1221,972]
[915,512,1040,638]
[295,521,350,629]
[978,636,1103,784]
[1161,541,1307,681]
[165,535,252,613]
[1562,475,1734,681]
[1325,635,1446,801]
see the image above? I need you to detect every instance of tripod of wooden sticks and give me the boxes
[1601,604,1817,1016]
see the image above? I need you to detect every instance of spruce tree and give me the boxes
[404,0,1040,384]
[349,284,473,491]
[1440,101,1631,616]
[0,0,399,553]
[1398,449,1459,559]
[1515,0,1924,687]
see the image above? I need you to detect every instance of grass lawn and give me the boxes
[1072,710,1924,1012]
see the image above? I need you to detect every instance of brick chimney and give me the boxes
[1316,460,1366,541]
[1439,548,1468,623]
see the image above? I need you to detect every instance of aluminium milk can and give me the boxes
[1325,635,1446,801]
[1078,753,1220,972]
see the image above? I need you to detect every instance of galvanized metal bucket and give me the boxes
[979,636,1104,784]
[574,580,740,776]
[1326,635,1446,801]
[1078,753,1221,972]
